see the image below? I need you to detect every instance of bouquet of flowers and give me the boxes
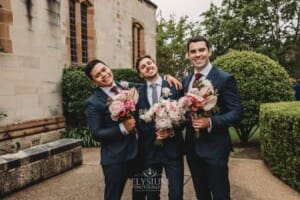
[108,88,139,133]
[179,79,218,138]
[140,98,186,146]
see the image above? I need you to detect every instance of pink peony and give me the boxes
[109,101,125,120]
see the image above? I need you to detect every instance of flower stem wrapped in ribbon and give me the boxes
[179,79,218,138]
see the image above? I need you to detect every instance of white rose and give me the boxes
[162,87,172,98]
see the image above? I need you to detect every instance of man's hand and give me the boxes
[191,116,210,129]
[165,74,183,90]
[156,129,172,139]
[123,117,136,132]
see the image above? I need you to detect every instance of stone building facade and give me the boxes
[0,0,157,149]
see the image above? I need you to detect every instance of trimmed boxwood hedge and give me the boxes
[260,101,300,191]
[62,65,143,146]
[213,50,295,143]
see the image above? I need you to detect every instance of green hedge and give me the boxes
[213,50,295,143]
[260,101,300,191]
[62,65,93,129]
[111,68,143,83]
[62,65,143,147]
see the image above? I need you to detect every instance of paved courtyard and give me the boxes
[3,148,300,200]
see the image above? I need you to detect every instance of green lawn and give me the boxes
[229,127,260,144]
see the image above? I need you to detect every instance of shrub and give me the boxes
[111,68,143,83]
[213,50,295,143]
[62,65,93,129]
[62,127,100,147]
[62,66,143,146]
[260,101,300,191]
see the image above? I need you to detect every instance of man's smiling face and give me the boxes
[188,41,212,71]
[138,57,158,80]
[91,62,114,87]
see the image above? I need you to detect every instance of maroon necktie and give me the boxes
[192,73,202,88]
[110,86,120,95]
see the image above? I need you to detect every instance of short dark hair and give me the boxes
[187,35,210,52]
[135,55,155,73]
[85,59,107,80]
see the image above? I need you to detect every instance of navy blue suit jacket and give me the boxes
[293,84,300,100]
[136,79,184,165]
[183,66,242,158]
[85,83,138,166]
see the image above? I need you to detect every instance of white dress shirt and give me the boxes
[188,62,213,90]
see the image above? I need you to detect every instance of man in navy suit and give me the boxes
[85,59,138,200]
[134,55,184,200]
[183,36,243,200]
[290,78,300,100]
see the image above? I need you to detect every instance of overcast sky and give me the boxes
[150,0,223,22]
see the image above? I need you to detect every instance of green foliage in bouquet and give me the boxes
[213,50,295,143]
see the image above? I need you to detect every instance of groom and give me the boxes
[183,36,243,199]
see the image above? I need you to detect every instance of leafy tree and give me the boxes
[156,15,201,79]
[201,0,300,77]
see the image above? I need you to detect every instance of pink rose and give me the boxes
[124,99,135,112]
[109,101,125,121]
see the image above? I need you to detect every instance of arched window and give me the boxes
[68,0,94,64]
[132,21,145,67]
[81,2,88,64]
[69,0,77,63]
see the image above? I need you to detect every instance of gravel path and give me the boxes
[3,148,300,200]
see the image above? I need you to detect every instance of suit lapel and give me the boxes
[115,81,125,90]
[184,73,194,93]
[95,87,109,102]
[206,66,218,88]
[140,84,151,108]
[161,79,169,90]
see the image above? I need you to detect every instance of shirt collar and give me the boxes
[147,76,162,88]
[100,82,117,94]
[194,62,212,77]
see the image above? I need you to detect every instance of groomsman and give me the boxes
[135,55,184,200]
[183,36,243,200]
[85,59,182,200]
[85,59,138,200]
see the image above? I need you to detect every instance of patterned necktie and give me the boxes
[150,83,159,104]
[192,73,203,88]
[110,86,119,95]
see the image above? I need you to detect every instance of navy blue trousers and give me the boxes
[102,159,138,200]
[186,152,230,200]
[133,157,184,200]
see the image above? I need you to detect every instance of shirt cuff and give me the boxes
[119,123,129,135]
[207,118,212,133]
